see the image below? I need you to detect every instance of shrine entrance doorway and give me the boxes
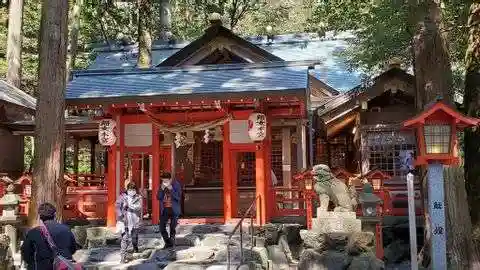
[123,152,152,219]
[123,147,171,220]
[232,150,256,218]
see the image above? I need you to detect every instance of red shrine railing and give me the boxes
[273,168,424,228]
[65,173,106,187]
[3,173,108,220]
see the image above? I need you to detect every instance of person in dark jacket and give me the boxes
[157,172,182,249]
[21,203,79,270]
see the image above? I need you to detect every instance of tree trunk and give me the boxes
[409,0,457,268]
[445,167,480,269]
[464,1,480,235]
[6,0,24,88]
[30,0,69,225]
[137,0,152,68]
[412,0,453,110]
[66,0,83,82]
[159,0,171,41]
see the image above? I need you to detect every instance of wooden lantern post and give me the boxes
[303,171,314,229]
[366,170,391,259]
[403,101,479,270]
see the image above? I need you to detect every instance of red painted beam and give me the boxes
[68,96,303,110]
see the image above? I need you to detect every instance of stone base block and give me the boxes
[311,217,361,234]
[316,209,356,219]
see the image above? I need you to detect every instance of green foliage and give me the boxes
[308,0,471,87]
[0,0,41,95]
[236,0,306,35]
[0,0,316,95]
[23,136,33,172]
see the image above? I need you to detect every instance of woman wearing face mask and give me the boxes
[116,182,143,263]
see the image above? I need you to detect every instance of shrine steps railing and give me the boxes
[226,195,258,270]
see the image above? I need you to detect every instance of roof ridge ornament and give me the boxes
[208,13,222,27]
[386,57,402,70]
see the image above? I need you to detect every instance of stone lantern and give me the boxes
[359,182,384,258]
[359,183,382,217]
[0,183,22,255]
[0,184,21,218]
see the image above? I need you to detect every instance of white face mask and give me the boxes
[162,179,171,185]
[127,190,136,196]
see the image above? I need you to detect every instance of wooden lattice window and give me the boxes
[194,139,223,186]
[329,136,347,169]
[315,139,329,165]
[271,127,283,186]
[238,152,255,186]
[365,131,416,177]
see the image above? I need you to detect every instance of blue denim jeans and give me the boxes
[159,207,178,247]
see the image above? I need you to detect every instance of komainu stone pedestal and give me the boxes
[312,210,362,234]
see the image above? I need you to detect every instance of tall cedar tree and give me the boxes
[159,0,171,41]
[138,0,152,68]
[411,1,479,268]
[446,2,480,268]
[30,0,69,225]
[464,0,480,244]
[409,0,454,267]
[6,0,23,88]
[66,0,83,81]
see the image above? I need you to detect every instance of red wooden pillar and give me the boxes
[222,122,234,222]
[305,191,313,229]
[106,146,117,227]
[230,151,238,217]
[152,127,161,224]
[376,222,384,259]
[264,120,273,221]
[255,139,271,224]
[119,120,125,191]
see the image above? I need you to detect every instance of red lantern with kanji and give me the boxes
[403,101,479,165]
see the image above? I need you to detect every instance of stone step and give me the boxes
[141,224,237,236]
[164,261,260,270]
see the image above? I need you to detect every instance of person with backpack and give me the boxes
[21,203,80,270]
[116,182,143,263]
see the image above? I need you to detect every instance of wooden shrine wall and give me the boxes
[0,101,30,177]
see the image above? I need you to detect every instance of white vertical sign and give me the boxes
[407,173,418,270]
[428,162,447,270]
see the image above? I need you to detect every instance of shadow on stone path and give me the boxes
[73,224,266,270]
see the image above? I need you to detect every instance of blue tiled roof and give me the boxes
[86,32,362,92]
[89,48,181,69]
[67,63,310,100]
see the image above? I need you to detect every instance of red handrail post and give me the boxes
[305,191,313,229]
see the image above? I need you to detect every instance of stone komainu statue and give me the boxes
[312,164,358,212]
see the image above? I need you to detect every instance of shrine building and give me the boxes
[1,19,425,227]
